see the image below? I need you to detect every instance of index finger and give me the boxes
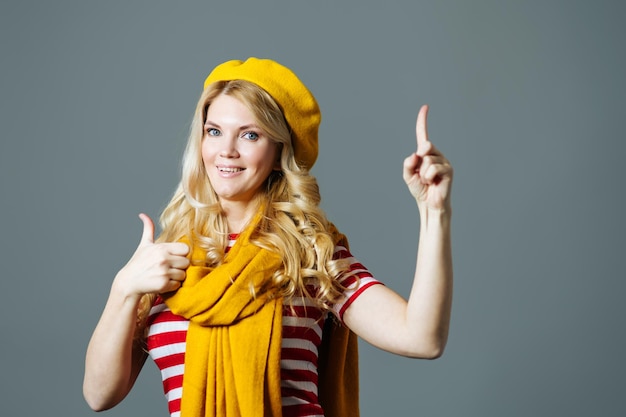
[415,104,430,152]
[164,242,190,256]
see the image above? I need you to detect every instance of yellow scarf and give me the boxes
[163,218,359,417]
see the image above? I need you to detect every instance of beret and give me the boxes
[204,57,321,170]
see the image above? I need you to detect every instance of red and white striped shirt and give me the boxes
[146,237,380,417]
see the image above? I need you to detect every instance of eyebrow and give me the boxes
[204,121,220,128]
[203,121,262,131]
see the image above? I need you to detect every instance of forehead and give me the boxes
[205,93,256,124]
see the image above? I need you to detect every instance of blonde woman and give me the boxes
[83,58,453,417]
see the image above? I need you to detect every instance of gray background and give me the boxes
[1,0,624,416]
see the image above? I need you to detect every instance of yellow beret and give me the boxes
[204,57,321,170]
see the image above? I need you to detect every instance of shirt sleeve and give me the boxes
[331,243,383,322]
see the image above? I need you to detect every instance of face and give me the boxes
[202,93,279,208]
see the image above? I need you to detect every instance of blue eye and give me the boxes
[206,127,221,136]
[242,131,259,141]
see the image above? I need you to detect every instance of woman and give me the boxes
[83,57,453,417]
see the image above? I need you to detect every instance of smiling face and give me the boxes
[201,93,280,211]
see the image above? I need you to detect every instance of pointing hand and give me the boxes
[402,105,453,211]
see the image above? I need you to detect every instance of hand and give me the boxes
[403,105,453,212]
[113,213,190,299]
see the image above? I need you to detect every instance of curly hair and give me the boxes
[136,80,351,333]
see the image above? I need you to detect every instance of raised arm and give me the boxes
[343,105,454,359]
[83,214,189,410]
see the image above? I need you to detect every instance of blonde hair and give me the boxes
[136,80,350,332]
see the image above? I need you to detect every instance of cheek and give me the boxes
[241,144,277,169]
[262,150,279,173]
[200,140,213,165]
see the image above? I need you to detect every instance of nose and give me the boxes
[219,136,239,158]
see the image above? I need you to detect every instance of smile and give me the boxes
[218,167,245,173]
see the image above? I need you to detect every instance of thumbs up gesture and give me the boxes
[113,213,190,298]
[403,105,454,212]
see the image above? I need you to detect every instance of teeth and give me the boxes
[219,167,243,173]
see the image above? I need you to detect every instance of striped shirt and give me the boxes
[146,238,380,417]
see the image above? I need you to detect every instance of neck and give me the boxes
[221,199,261,234]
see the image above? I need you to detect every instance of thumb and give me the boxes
[138,213,155,245]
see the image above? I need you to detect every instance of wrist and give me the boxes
[418,205,452,230]
[110,271,144,306]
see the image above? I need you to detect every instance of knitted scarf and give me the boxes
[163,216,359,417]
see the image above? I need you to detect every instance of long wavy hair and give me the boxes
[136,80,350,333]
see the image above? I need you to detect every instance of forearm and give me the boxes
[342,207,453,359]
[405,207,453,357]
[83,217,190,410]
[83,280,146,411]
